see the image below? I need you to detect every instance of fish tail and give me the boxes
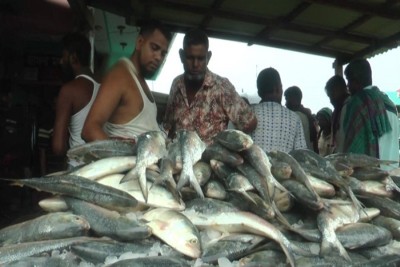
[120,166,139,183]
[320,236,351,262]
[190,174,204,199]
[138,169,148,203]
[386,176,400,193]
[177,170,189,191]
[240,190,258,205]
[347,187,365,212]
[280,240,297,267]
[272,201,290,227]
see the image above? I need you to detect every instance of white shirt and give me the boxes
[250,102,307,153]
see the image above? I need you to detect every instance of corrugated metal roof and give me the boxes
[85,0,400,65]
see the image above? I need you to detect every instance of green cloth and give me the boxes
[342,86,397,157]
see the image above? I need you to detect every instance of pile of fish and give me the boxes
[2,129,400,266]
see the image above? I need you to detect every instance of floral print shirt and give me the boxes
[163,69,256,144]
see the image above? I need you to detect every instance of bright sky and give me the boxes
[148,33,400,114]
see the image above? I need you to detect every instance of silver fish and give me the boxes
[293,222,392,250]
[142,208,202,258]
[326,152,398,169]
[97,173,185,210]
[239,250,287,267]
[176,130,207,198]
[105,256,190,267]
[71,237,162,264]
[201,233,264,264]
[359,195,400,220]
[66,139,135,164]
[38,196,68,212]
[209,159,236,180]
[317,203,360,261]
[372,215,400,239]
[121,131,167,202]
[307,174,336,198]
[348,177,393,198]
[351,166,390,181]
[213,129,253,151]
[4,175,138,211]
[202,142,244,167]
[0,237,94,265]
[269,150,323,210]
[64,197,151,241]
[204,179,227,200]
[271,160,292,181]
[243,144,288,197]
[356,240,400,259]
[182,208,306,267]
[5,256,80,267]
[69,156,136,180]
[289,149,362,211]
[0,212,90,245]
[282,179,325,211]
[167,140,183,172]
[193,161,212,186]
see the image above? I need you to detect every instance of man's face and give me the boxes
[180,44,210,82]
[60,50,75,82]
[327,86,348,107]
[138,29,170,79]
[345,76,358,96]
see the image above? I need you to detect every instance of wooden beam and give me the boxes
[199,0,226,29]
[248,2,311,46]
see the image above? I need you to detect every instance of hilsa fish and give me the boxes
[142,208,202,259]
[176,130,207,198]
[3,175,138,211]
[121,131,167,202]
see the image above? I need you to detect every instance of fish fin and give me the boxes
[320,235,351,262]
[279,238,296,267]
[238,190,258,205]
[177,173,189,191]
[189,172,204,199]
[272,201,290,227]
[138,169,148,203]
[386,176,400,193]
[120,166,139,183]
[346,187,365,214]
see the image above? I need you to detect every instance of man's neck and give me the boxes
[76,66,93,78]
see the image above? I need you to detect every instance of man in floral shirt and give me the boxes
[163,29,257,144]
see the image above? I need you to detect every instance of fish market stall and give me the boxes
[1,129,400,266]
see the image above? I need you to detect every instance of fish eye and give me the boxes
[190,238,198,244]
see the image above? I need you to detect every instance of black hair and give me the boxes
[325,75,347,94]
[183,28,209,50]
[284,86,302,100]
[138,19,173,42]
[344,58,372,86]
[257,67,281,97]
[62,32,91,66]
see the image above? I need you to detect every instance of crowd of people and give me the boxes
[52,20,400,166]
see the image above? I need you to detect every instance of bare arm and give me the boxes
[52,85,73,156]
[242,116,258,133]
[82,66,125,142]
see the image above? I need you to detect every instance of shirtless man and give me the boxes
[82,21,172,142]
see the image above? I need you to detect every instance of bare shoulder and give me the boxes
[100,61,130,91]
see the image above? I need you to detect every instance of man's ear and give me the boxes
[136,35,144,50]
[179,49,185,63]
[206,51,212,64]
